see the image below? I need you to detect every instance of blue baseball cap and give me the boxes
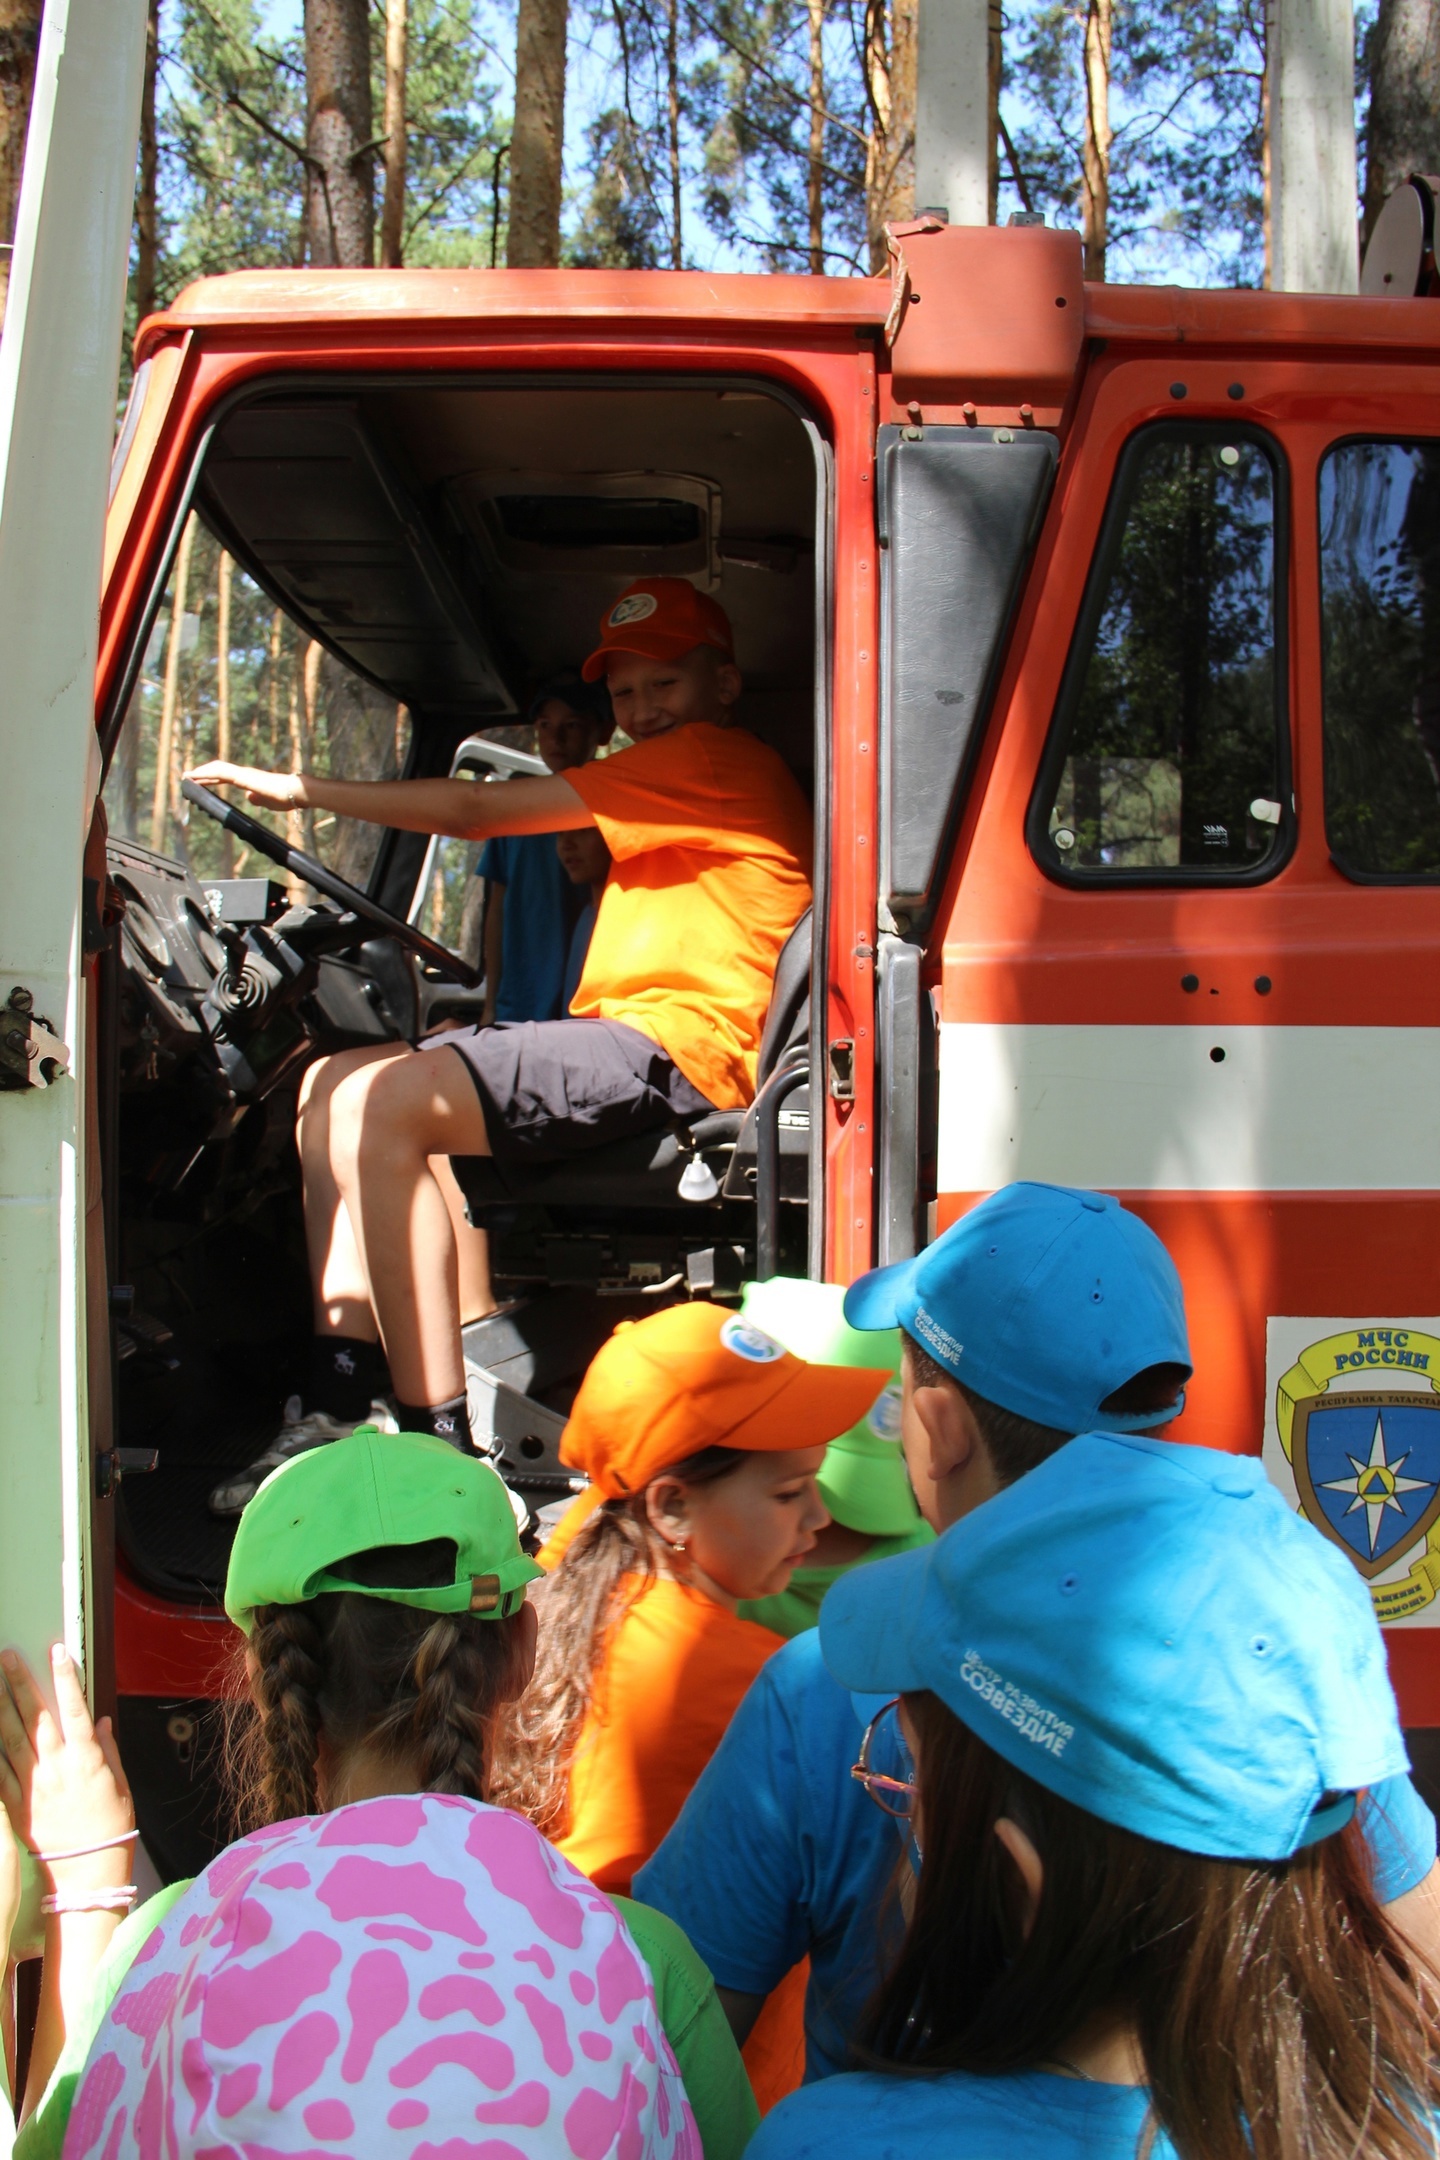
[844,1182,1191,1433]
[820,1430,1407,1862]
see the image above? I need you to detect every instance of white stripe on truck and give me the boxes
[938,1022,1440,1193]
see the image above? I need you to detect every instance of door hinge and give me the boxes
[0,985,70,1090]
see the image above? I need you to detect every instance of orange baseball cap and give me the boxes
[561,1302,890,1498]
[580,577,735,683]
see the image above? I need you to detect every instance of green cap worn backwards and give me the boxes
[740,1277,919,1538]
[224,1426,544,1636]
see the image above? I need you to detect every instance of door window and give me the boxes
[105,511,411,889]
[1321,439,1440,879]
[1031,424,1287,882]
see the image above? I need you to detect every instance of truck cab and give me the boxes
[92,222,1440,1870]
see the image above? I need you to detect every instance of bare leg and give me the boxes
[433,1155,497,1326]
[296,1043,409,1341]
[328,1046,492,1405]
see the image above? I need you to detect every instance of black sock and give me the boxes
[306,1335,390,1422]
[396,1393,473,1451]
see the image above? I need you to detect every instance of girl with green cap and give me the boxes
[733,1279,933,1638]
[8,1430,757,2160]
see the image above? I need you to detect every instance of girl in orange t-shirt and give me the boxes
[488,1303,887,1897]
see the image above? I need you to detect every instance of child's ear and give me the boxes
[643,1474,692,1549]
[994,1816,1045,1944]
[715,660,742,710]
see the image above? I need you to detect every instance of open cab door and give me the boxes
[0,0,146,1683]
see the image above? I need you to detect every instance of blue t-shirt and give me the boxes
[633,1628,1437,2085]
[748,2066,1167,2160]
[478,831,576,1024]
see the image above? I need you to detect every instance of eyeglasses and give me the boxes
[850,1698,917,1820]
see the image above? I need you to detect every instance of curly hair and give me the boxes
[485,1447,745,1836]
[229,1537,527,1831]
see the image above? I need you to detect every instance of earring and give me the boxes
[672,1538,687,1555]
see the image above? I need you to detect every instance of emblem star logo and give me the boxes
[1320,1412,1434,1557]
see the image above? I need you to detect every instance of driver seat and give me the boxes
[449,909,811,1217]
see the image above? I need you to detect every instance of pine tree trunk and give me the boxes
[0,0,42,327]
[265,609,285,765]
[134,0,160,326]
[1363,0,1440,245]
[508,0,567,266]
[808,0,826,272]
[152,520,197,854]
[988,0,1002,224]
[304,0,375,267]
[215,552,234,874]
[666,0,683,269]
[1261,25,1272,288]
[380,0,407,267]
[864,0,917,270]
[301,638,322,859]
[1080,0,1112,280]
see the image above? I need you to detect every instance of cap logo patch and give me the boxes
[960,1649,1074,1758]
[867,1381,904,1442]
[609,592,659,627]
[913,1307,964,1369]
[720,1316,786,1364]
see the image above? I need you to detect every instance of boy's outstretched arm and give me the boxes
[185,761,594,841]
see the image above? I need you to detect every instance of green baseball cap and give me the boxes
[224,1427,544,1636]
[740,1278,919,1537]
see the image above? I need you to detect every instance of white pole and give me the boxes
[916,0,991,226]
[0,0,147,1677]
[1269,0,1359,292]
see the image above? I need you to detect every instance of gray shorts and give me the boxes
[420,1016,713,1193]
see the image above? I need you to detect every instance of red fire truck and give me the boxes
[86,214,1440,1867]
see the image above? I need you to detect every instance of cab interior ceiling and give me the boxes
[193,379,819,782]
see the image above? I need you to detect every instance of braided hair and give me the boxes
[232,1537,526,1831]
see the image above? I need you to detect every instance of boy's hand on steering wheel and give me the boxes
[0,1646,135,1900]
[187,760,306,811]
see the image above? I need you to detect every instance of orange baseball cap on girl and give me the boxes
[581,577,736,682]
[561,1302,890,1498]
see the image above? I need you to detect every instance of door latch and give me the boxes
[0,985,70,1090]
[828,1038,856,1101]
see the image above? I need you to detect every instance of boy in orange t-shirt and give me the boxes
[188,581,813,1466]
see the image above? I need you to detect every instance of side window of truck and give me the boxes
[1321,439,1440,879]
[1030,424,1287,882]
[105,509,411,890]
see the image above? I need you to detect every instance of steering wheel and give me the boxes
[181,778,483,989]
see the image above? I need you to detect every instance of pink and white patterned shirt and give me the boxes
[62,1794,701,2160]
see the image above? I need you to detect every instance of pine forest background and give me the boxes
[1,0,1435,948]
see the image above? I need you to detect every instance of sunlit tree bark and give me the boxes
[1363,0,1440,247]
[0,0,42,326]
[380,0,407,266]
[304,0,374,266]
[508,0,566,265]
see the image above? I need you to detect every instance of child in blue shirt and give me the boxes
[634,1185,1440,2079]
[747,1419,1440,2160]
[478,672,612,1024]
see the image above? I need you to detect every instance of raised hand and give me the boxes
[186,759,306,811]
[0,1646,134,1898]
